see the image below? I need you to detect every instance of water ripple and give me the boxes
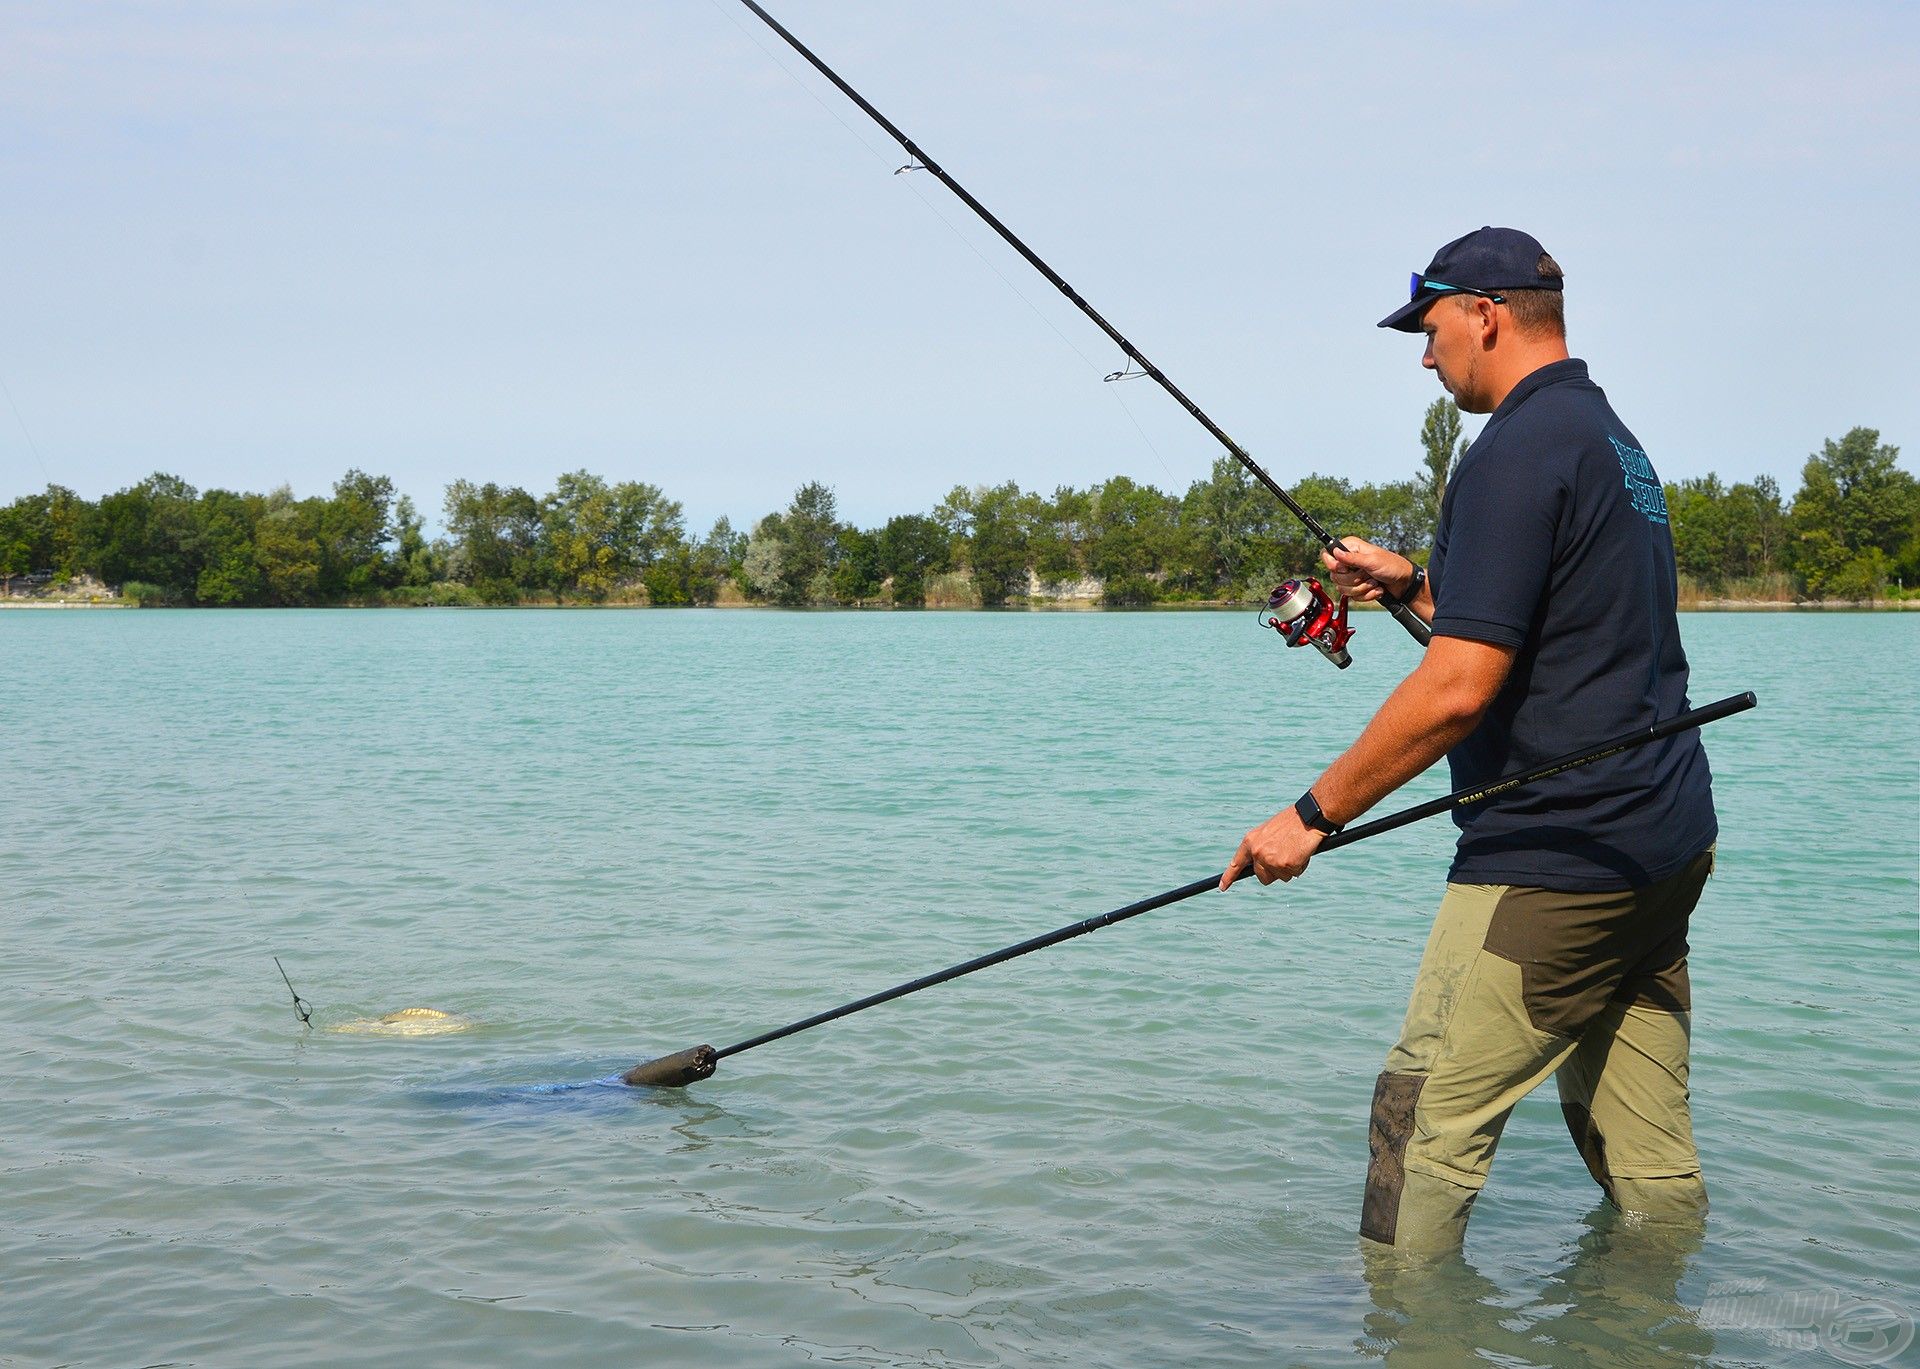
[2,609,1915,1367]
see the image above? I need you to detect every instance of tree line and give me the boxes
[2,407,1913,606]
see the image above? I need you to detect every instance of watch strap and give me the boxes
[1295,788,1343,836]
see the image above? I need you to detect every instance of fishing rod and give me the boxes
[623,690,1755,1087]
[728,0,1432,650]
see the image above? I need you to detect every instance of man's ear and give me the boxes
[1473,296,1501,347]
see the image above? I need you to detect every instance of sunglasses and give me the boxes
[1409,273,1505,305]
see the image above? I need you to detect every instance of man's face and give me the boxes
[1420,297,1491,413]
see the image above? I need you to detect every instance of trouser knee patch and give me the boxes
[1361,1071,1426,1245]
[1560,1099,1615,1204]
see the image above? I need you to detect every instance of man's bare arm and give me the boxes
[1315,634,1516,825]
[1221,634,1515,889]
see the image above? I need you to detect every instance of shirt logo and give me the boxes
[1609,435,1669,524]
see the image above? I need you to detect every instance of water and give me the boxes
[3,609,1915,1368]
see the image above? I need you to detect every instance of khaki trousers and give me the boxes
[1361,850,1714,1250]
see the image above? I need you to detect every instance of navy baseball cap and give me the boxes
[1377,226,1563,332]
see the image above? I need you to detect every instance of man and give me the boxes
[1221,226,1718,1251]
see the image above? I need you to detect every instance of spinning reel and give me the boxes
[1260,577,1355,670]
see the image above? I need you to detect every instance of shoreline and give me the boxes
[6,596,1916,613]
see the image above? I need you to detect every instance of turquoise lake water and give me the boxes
[3,609,1916,1367]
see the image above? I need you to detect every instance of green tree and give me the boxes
[253,487,325,604]
[932,484,976,570]
[703,516,747,584]
[1789,428,1919,598]
[762,482,840,605]
[967,481,1032,606]
[682,523,735,605]
[193,489,265,604]
[741,513,787,601]
[1666,473,1791,586]
[1352,479,1427,557]
[443,480,543,600]
[1665,474,1733,586]
[392,495,441,587]
[540,470,685,598]
[828,526,882,603]
[1731,476,1789,578]
[1895,524,1920,591]
[1086,476,1177,604]
[1029,485,1092,586]
[47,484,86,577]
[641,547,694,605]
[1176,460,1262,595]
[1243,474,1362,586]
[877,512,951,606]
[81,473,204,595]
[0,502,32,592]
[1418,398,1467,528]
[648,517,743,606]
[322,469,399,597]
[0,485,87,590]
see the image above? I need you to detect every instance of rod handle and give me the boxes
[1378,591,1432,647]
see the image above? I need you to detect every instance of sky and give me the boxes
[2,1,1916,535]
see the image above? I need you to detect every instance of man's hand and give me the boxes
[1219,634,1515,896]
[1221,804,1326,891]
[1322,538,1414,603]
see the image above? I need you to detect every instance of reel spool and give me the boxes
[1262,577,1355,669]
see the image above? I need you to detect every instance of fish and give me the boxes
[327,1007,476,1037]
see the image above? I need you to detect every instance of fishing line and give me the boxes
[891,170,1187,494]
[703,0,1186,491]
[242,873,313,1028]
[719,0,1433,643]
[892,169,1188,494]
[0,367,56,487]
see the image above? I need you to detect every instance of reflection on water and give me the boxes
[1360,1208,1713,1366]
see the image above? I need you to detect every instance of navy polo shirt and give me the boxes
[1429,358,1717,891]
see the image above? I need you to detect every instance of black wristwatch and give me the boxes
[1404,561,1427,599]
[1295,788,1343,836]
